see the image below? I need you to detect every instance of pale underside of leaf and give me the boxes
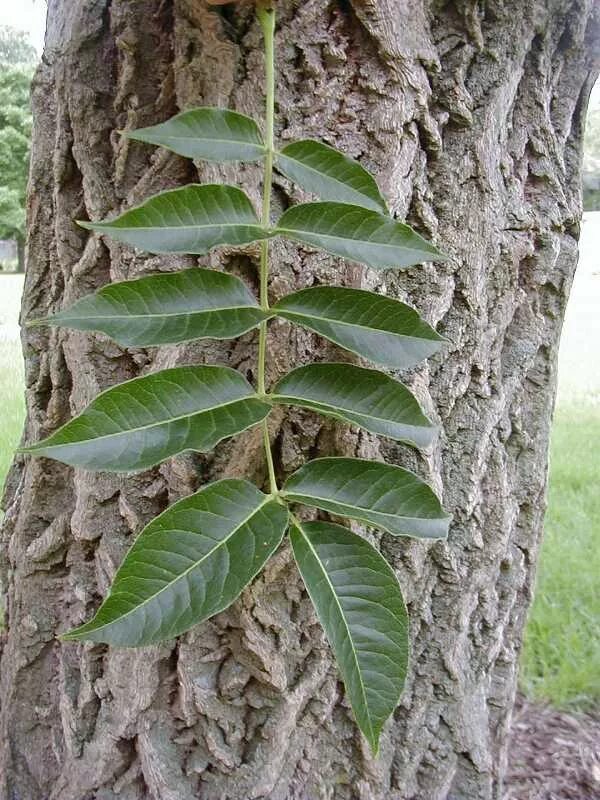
[21,366,271,473]
[274,286,445,369]
[276,202,447,270]
[276,139,388,213]
[63,479,289,646]
[271,363,437,448]
[37,268,269,346]
[283,457,450,539]
[290,520,408,753]
[126,107,266,162]
[79,184,271,255]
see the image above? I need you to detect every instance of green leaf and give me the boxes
[276,140,387,213]
[36,268,269,347]
[79,184,270,255]
[21,366,270,472]
[282,457,450,539]
[274,286,444,369]
[290,520,408,754]
[126,107,265,162]
[63,479,288,646]
[276,202,446,270]
[271,363,436,448]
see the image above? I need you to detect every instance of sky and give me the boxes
[0,0,47,54]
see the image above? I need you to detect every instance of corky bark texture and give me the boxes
[1,1,598,798]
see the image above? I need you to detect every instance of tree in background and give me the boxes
[0,26,36,272]
[583,104,600,209]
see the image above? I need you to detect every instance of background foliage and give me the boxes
[0,26,35,271]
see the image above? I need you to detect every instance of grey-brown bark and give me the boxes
[1,1,598,798]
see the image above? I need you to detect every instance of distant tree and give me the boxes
[583,106,600,210]
[0,25,37,65]
[0,27,36,272]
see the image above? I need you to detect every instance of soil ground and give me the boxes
[505,696,600,800]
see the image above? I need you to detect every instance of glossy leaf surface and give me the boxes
[276,202,445,270]
[276,140,387,213]
[63,480,288,646]
[21,366,270,472]
[283,457,450,539]
[127,107,265,162]
[274,286,444,369]
[79,185,270,255]
[37,268,269,346]
[271,363,436,448]
[291,520,408,753]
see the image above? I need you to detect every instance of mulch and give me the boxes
[504,695,600,800]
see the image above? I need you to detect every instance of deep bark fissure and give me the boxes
[1,1,598,799]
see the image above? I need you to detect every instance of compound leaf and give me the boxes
[36,268,269,346]
[283,457,450,540]
[276,139,387,213]
[127,107,265,162]
[274,286,444,369]
[291,520,408,754]
[63,479,288,646]
[79,184,270,255]
[21,366,270,472]
[276,202,446,270]
[271,363,436,448]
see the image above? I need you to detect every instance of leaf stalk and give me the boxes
[258,5,278,494]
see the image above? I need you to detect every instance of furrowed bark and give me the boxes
[1,1,598,798]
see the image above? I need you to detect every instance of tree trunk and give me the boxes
[1,1,598,798]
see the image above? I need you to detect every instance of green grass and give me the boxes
[0,275,26,494]
[520,402,600,710]
[0,340,25,491]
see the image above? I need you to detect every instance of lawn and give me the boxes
[520,403,600,710]
[0,275,25,493]
[0,251,598,710]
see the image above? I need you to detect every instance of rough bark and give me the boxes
[1,1,598,798]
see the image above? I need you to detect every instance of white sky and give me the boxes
[0,0,47,54]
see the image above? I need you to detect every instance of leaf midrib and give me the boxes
[27,394,263,452]
[270,392,428,429]
[294,523,375,745]
[274,307,433,341]
[283,488,432,526]
[276,224,435,255]
[53,304,265,322]
[93,221,267,232]
[73,494,273,638]
[134,135,264,149]
[276,152,384,211]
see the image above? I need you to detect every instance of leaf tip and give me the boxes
[432,246,452,263]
